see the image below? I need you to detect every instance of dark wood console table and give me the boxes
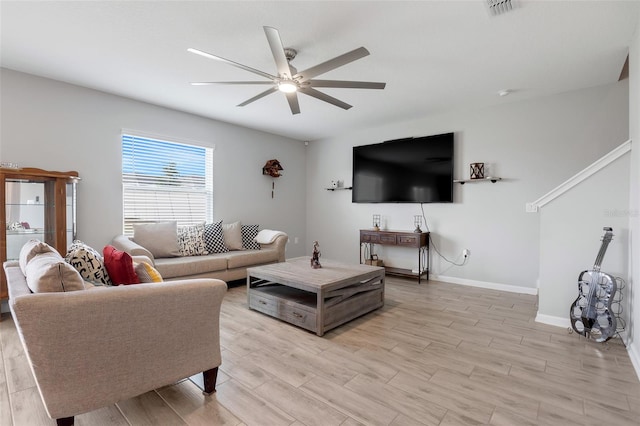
[359,229,430,283]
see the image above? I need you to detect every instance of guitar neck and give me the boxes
[592,228,613,271]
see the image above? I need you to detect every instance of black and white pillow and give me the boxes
[241,224,261,250]
[178,223,208,256]
[204,221,229,254]
[65,240,112,285]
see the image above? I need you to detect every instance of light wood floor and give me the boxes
[2,277,639,425]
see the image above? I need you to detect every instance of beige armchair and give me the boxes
[4,261,226,426]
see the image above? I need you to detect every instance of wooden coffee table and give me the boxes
[247,257,385,336]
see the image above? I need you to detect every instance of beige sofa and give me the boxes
[111,232,288,282]
[4,260,226,426]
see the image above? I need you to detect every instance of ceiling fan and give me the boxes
[187,26,386,115]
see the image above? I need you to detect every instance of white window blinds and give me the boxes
[121,133,213,235]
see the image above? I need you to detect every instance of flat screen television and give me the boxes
[352,132,454,203]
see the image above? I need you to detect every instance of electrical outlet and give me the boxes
[463,249,470,258]
[294,237,299,244]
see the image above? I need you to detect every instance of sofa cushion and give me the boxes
[178,223,208,256]
[204,221,229,254]
[103,245,140,285]
[65,240,112,285]
[222,221,243,250]
[19,239,56,275]
[241,225,261,250]
[154,255,228,279]
[226,249,279,269]
[133,221,180,258]
[25,251,85,293]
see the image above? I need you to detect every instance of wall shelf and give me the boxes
[454,177,502,184]
[326,187,353,191]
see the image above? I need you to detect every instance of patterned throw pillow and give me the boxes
[241,224,261,250]
[65,240,112,285]
[178,223,208,256]
[204,221,229,254]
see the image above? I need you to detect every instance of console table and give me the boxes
[360,229,430,283]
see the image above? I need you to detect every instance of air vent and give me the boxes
[487,0,514,16]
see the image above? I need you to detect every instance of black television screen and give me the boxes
[352,133,454,203]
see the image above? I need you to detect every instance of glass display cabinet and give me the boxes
[1,167,79,299]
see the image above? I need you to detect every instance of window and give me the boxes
[121,133,213,235]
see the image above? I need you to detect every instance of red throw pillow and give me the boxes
[103,245,140,285]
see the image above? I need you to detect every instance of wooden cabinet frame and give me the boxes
[1,168,79,299]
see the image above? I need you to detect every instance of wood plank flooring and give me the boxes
[1,277,639,425]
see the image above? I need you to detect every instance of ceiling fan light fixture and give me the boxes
[278,80,298,93]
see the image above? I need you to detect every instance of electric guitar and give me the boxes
[569,227,617,342]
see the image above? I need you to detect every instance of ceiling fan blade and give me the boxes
[237,87,278,107]
[191,81,274,85]
[299,87,352,110]
[308,80,386,89]
[295,47,370,82]
[187,48,276,81]
[263,26,294,78]
[285,92,301,115]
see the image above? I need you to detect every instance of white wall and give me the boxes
[306,82,629,292]
[0,69,307,257]
[627,12,640,376]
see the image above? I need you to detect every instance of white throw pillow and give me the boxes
[25,251,85,293]
[133,221,180,258]
[222,221,243,251]
[19,239,56,275]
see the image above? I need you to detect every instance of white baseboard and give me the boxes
[430,274,538,295]
[628,343,640,381]
[535,313,570,328]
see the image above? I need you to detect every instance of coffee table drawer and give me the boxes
[249,289,317,332]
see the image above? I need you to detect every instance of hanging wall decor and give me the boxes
[263,159,283,198]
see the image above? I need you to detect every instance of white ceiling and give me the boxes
[1,1,638,141]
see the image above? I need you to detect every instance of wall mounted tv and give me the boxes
[352,132,454,203]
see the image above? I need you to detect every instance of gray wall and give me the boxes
[0,69,307,257]
[306,81,629,292]
[538,154,630,327]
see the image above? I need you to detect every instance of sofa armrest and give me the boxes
[260,234,288,262]
[111,235,155,263]
[9,278,226,420]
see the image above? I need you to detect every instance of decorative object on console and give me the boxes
[470,162,485,179]
[310,240,322,269]
[373,214,381,231]
[414,215,422,233]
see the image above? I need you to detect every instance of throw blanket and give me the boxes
[256,229,286,244]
